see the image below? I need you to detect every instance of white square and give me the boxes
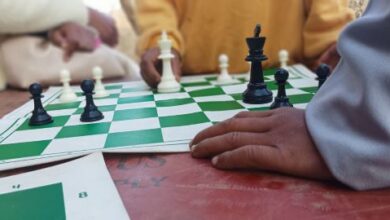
[119,91,153,98]
[43,134,107,155]
[47,109,77,117]
[2,127,62,144]
[193,95,234,102]
[109,118,160,133]
[122,81,149,89]
[80,98,117,107]
[221,84,247,94]
[204,110,243,122]
[162,122,213,142]
[115,101,156,111]
[183,85,214,92]
[289,78,318,88]
[237,101,269,109]
[154,92,190,101]
[157,103,201,117]
[65,111,114,126]
[210,79,241,86]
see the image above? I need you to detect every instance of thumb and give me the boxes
[212,145,280,170]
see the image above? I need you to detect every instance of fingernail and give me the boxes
[190,144,197,152]
[212,156,219,165]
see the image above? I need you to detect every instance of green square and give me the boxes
[117,95,154,104]
[74,105,116,115]
[188,87,225,97]
[122,87,151,93]
[105,85,123,90]
[0,183,66,220]
[264,68,276,76]
[198,101,244,111]
[181,81,211,87]
[113,108,157,121]
[105,128,163,148]
[156,98,194,107]
[46,101,81,111]
[0,140,50,160]
[159,112,210,127]
[17,116,69,131]
[248,107,269,112]
[230,93,243,101]
[265,81,293,90]
[56,123,111,138]
[289,94,314,104]
[205,76,218,81]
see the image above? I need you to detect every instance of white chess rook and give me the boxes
[93,66,109,98]
[157,31,181,93]
[279,49,289,69]
[217,54,233,84]
[59,69,77,103]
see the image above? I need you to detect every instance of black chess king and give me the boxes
[242,24,273,104]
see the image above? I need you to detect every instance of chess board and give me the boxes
[0,64,318,171]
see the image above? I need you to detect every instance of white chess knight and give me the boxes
[279,49,289,69]
[157,31,181,93]
[93,66,109,98]
[59,69,77,103]
[217,54,233,84]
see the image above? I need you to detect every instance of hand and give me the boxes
[88,8,118,47]
[140,48,182,88]
[48,22,97,61]
[191,108,333,180]
[314,43,340,72]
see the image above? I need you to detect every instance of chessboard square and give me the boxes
[181,81,211,87]
[230,93,243,101]
[162,122,213,142]
[198,101,245,111]
[119,90,153,98]
[248,107,270,111]
[265,81,293,91]
[183,85,214,92]
[238,100,269,109]
[153,92,190,101]
[156,98,194,107]
[117,95,154,104]
[0,140,50,160]
[56,123,110,139]
[289,78,318,88]
[105,84,123,90]
[105,128,163,148]
[157,103,201,117]
[46,101,81,111]
[109,118,160,133]
[43,134,107,155]
[159,112,210,127]
[301,87,318,94]
[294,103,308,109]
[221,84,247,95]
[188,87,225,97]
[81,98,117,107]
[264,68,276,76]
[113,108,157,121]
[47,109,77,117]
[2,127,61,144]
[121,87,150,93]
[115,101,156,110]
[290,94,314,104]
[205,76,218,81]
[74,104,116,115]
[204,110,243,122]
[17,116,70,131]
[0,183,66,220]
[65,111,114,126]
[95,93,120,99]
[193,95,234,102]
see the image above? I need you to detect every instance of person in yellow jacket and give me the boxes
[128,0,354,87]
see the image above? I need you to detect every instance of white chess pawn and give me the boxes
[157,31,181,93]
[59,69,77,103]
[93,66,109,98]
[279,49,289,69]
[245,61,251,81]
[217,54,233,84]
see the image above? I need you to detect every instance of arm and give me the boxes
[306,0,390,190]
[303,0,354,60]
[0,0,88,34]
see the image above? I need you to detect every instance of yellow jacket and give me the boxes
[133,0,354,75]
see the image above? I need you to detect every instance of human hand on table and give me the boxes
[140,48,182,88]
[190,108,333,180]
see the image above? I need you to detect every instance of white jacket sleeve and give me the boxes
[306,0,390,190]
[0,0,88,34]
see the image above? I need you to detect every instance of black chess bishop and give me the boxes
[80,80,104,122]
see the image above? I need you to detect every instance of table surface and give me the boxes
[1,88,390,220]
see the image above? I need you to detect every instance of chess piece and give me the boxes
[217,54,233,84]
[279,50,289,69]
[80,80,104,122]
[29,83,53,126]
[316,63,331,89]
[242,24,273,104]
[157,31,181,93]
[59,69,77,103]
[270,68,293,109]
[92,66,109,98]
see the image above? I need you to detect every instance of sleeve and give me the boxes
[303,0,354,59]
[305,0,390,190]
[132,0,184,55]
[0,0,88,34]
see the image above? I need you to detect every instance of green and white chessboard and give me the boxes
[0,64,318,171]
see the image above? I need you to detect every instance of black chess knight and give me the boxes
[242,24,273,104]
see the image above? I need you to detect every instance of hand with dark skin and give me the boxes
[313,43,340,72]
[48,22,97,61]
[88,8,118,47]
[140,48,182,88]
[191,108,334,180]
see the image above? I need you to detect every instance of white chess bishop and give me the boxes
[157,31,181,93]
[93,66,109,98]
[279,49,289,69]
[59,69,77,103]
[217,54,233,84]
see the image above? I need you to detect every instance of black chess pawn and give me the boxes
[29,83,53,126]
[80,80,104,122]
[316,63,331,89]
[270,68,293,109]
[242,24,273,104]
